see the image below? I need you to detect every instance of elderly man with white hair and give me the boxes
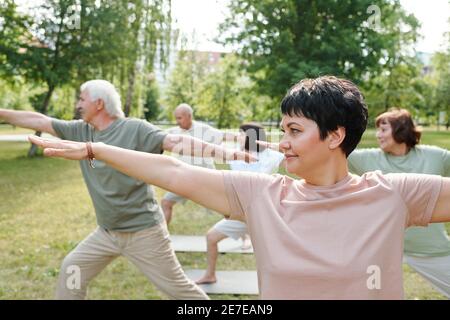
[0,79,251,300]
[162,103,238,224]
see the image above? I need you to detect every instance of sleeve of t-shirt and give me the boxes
[222,170,276,221]
[385,173,442,227]
[137,121,168,154]
[347,149,367,175]
[51,119,85,141]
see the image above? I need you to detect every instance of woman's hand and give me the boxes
[256,140,281,152]
[28,135,90,160]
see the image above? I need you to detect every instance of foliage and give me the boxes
[143,79,161,121]
[220,0,420,104]
[163,49,213,117]
[0,0,173,117]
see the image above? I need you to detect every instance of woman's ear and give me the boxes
[328,127,346,150]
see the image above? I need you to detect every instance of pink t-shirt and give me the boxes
[222,170,442,299]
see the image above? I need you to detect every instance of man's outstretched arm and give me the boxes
[0,108,57,136]
[29,135,233,217]
[162,133,256,164]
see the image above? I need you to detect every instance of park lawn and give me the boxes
[0,141,256,299]
[0,125,34,135]
[1,132,449,300]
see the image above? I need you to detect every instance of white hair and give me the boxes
[80,80,124,118]
[175,103,193,116]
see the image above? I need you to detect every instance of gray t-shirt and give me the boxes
[52,118,168,232]
[348,145,450,257]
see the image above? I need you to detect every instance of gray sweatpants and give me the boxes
[405,254,450,298]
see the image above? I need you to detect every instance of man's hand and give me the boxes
[28,135,89,160]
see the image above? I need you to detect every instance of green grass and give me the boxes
[0,141,256,299]
[1,130,449,300]
[0,124,34,135]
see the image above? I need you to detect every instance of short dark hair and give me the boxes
[375,108,421,149]
[239,122,267,153]
[280,75,368,156]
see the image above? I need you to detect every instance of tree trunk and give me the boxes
[73,88,81,119]
[28,85,55,157]
[124,66,137,117]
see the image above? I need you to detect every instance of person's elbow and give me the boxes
[37,116,57,136]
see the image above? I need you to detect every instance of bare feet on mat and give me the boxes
[241,234,252,250]
[195,275,217,285]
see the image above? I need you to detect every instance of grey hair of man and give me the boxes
[80,79,125,118]
[175,103,193,117]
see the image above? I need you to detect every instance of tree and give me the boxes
[362,58,427,122]
[143,78,161,121]
[0,0,31,78]
[119,0,172,116]
[164,50,274,127]
[220,0,420,106]
[430,52,450,127]
[0,0,173,155]
[1,0,89,155]
[195,54,248,128]
[164,49,211,117]
[427,20,450,129]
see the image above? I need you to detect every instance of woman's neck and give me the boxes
[300,153,349,187]
[386,143,409,156]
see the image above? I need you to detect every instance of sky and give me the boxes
[172,0,450,53]
[400,0,449,52]
[171,0,230,52]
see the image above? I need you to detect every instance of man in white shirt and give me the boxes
[162,103,237,224]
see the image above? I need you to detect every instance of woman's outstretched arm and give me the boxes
[29,135,232,216]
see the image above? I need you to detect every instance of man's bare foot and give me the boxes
[195,275,217,284]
